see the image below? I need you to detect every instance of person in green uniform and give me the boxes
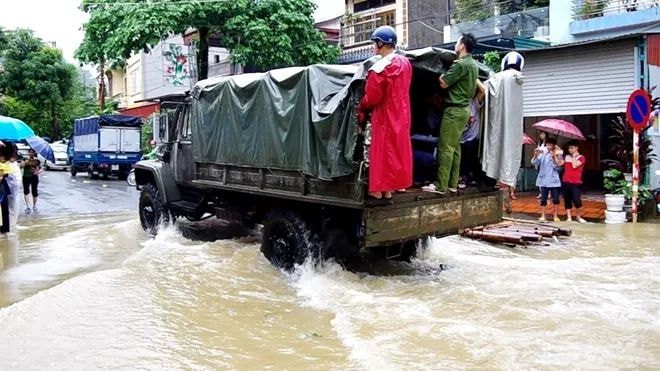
[423,33,478,194]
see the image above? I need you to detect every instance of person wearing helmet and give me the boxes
[481,51,526,213]
[357,25,413,200]
[423,33,479,195]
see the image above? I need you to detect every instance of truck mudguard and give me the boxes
[134,161,181,203]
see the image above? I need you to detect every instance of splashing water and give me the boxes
[0,216,658,369]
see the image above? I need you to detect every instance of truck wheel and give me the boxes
[261,211,318,271]
[70,164,77,177]
[139,183,170,236]
[393,238,427,262]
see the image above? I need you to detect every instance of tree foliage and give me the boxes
[482,51,501,73]
[77,0,338,80]
[0,27,8,52]
[0,29,95,139]
[224,0,339,69]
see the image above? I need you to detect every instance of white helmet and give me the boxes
[501,51,524,72]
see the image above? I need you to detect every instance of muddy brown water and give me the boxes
[0,213,658,369]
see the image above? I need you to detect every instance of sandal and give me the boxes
[368,192,383,199]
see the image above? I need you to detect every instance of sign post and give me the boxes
[626,89,652,223]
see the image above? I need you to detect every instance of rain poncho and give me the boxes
[358,53,413,192]
[6,161,21,229]
[482,70,525,186]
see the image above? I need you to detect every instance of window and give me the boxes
[130,70,138,94]
[353,11,396,44]
[178,105,192,140]
[354,0,396,12]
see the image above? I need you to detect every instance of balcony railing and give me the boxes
[446,6,550,43]
[572,0,659,20]
[340,6,396,48]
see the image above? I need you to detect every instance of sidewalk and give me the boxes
[510,191,605,221]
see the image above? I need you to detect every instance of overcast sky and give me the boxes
[0,0,344,64]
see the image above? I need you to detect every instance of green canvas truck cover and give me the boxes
[191,47,492,180]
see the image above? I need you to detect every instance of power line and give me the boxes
[80,0,521,54]
[83,0,232,5]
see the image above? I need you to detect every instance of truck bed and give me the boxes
[363,188,502,247]
[194,162,502,247]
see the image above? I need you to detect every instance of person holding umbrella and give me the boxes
[21,149,43,214]
[532,137,563,222]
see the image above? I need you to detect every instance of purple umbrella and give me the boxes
[25,136,55,162]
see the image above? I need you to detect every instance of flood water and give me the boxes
[0,213,659,369]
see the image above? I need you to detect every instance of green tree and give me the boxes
[454,0,492,23]
[482,51,501,73]
[0,27,8,52]
[0,29,92,139]
[77,0,338,81]
[224,0,339,69]
[0,96,50,135]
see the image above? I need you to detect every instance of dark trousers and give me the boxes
[1,180,9,233]
[562,182,583,209]
[459,139,480,181]
[540,186,560,206]
[23,176,39,197]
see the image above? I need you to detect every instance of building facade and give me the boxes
[517,0,660,190]
[103,34,232,117]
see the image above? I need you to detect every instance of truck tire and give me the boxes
[70,163,77,177]
[396,240,420,262]
[139,183,171,236]
[261,211,318,271]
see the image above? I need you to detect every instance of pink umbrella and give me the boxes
[522,133,535,145]
[533,119,585,140]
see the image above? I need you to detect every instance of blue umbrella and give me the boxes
[25,136,55,163]
[0,115,36,140]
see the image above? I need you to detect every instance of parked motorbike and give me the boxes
[127,168,136,187]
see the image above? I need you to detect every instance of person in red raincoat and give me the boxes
[358,26,413,200]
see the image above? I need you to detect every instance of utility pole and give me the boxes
[98,61,106,111]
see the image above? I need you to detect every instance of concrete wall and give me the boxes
[407,0,450,49]
[142,35,192,101]
[207,48,232,77]
[125,54,143,107]
[549,0,575,45]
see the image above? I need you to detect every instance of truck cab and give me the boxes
[135,49,503,270]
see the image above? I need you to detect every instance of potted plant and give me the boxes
[603,169,627,212]
[601,116,656,178]
[603,169,654,222]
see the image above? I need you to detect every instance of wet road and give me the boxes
[22,169,138,218]
[0,171,659,369]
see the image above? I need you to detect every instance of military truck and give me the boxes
[134,48,502,270]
